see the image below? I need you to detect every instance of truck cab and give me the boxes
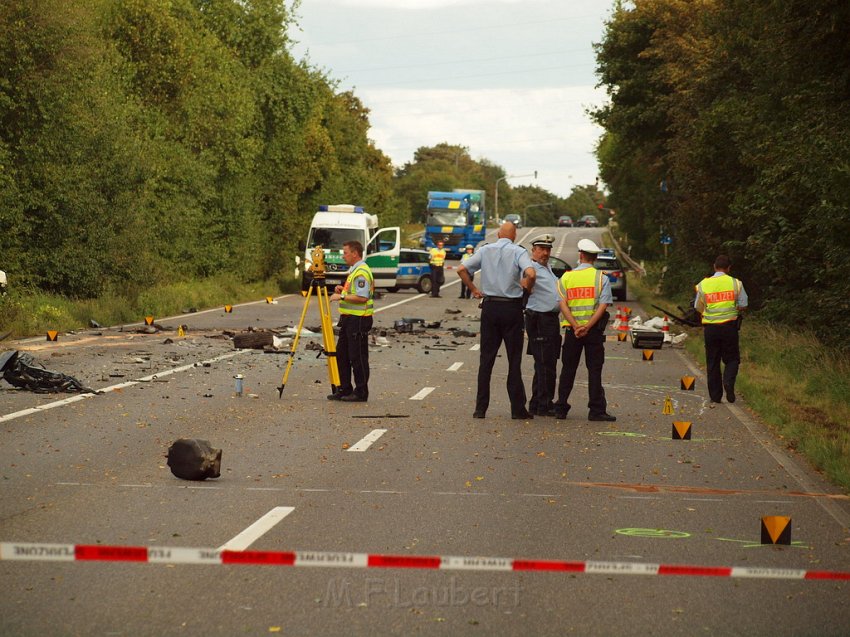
[302,205,400,291]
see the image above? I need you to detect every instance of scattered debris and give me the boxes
[232,330,275,350]
[450,328,477,338]
[166,438,221,481]
[0,350,96,393]
[89,319,102,328]
[444,308,461,314]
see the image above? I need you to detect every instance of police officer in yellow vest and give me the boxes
[459,244,475,299]
[328,240,374,402]
[554,238,616,421]
[429,240,446,297]
[694,254,748,403]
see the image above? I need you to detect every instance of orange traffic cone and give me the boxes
[617,307,629,332]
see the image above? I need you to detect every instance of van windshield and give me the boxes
[427,211,467,226]
[308,227,363,250]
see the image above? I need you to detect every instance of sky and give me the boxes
[289,0,615,198]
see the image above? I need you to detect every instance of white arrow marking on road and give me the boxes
[347,429,387,452]
[447,362,463,371]
[218,506,295,551]
[410,387,435,400]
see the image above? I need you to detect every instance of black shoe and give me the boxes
[512,410,534,420]
[473,411,486,419]
[540,409,558,417]
[724,384,736,403]
[339,394,367,402]
[588,412,616,422]
[327,392,350,401]
[555,411,568,420]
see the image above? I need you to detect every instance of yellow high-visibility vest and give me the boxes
[697,275,740,324]
[429,248,446,266]
[339,264,374,316]
[558,267,603,326]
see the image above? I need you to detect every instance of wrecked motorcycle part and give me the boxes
[166,438,222,481]
[1,351,96,394]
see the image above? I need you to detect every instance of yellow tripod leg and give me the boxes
[318,284,340,390]
[277,284,314,398]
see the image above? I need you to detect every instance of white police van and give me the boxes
[301,205,400,291]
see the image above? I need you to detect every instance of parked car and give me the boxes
[577,215,599,227]
[504,213,522,228]
[557,215,574,227]
[593,249,627,301]
[548,255,572,278]
[386,248,432,294]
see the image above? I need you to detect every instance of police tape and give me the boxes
[2,542,849,581]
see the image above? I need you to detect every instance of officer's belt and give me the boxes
[525,309,559,315]
[485,296,523,303]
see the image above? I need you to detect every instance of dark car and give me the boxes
[578,215,599,227]
[548,255,572,278]
[593,249,627,301]
[504,213,522,229]
[557,215,573,227]
[386,248,432,294]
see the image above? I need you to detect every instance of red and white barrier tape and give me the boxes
[2,542,849,581]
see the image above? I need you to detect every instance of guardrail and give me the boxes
[606,228,646,277]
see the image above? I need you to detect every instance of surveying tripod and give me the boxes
[277,246,340,398]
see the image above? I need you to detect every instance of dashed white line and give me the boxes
[347,429,388,452]
[410,387,436,400]
[217,506,295,551]
[470,344,480,351]
[447,362,463,371]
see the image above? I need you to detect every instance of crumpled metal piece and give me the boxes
[0,350,96,394]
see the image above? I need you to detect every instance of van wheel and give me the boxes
[386,286,399,293]
[417,276,433,294]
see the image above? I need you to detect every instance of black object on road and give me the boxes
[1,350,96,393]
[650,304,701,327]
[166,438,222,481]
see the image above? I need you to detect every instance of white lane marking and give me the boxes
[410,387,435,400]
[683,498,724,502]
[347,429,388,452]
[0,350,251,424]
[470,344,480,351]
[217,506,295,551]
[447,362,463,371]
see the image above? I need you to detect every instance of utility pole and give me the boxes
[494,171,537,224]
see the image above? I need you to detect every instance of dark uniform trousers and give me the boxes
[524,310,561,414]
[430,265,444,297]
[555,322,608,417]
[704,320,740,402]
[336,314,372,399]
[476,299,527,415]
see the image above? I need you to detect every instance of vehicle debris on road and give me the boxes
[0,350,97,394]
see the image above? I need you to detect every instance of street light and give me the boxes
[522,202,555,228]
[494,171,537,224]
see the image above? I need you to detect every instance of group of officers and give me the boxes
[456,223,616,421]
[324,223,747,419]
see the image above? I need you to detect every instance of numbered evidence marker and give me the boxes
[681,376,696,390]
[266,296,274,303]
[761,515,792,545]
[617,332,628,342]
[662,395,674,415]
[144,316,155,326]
[46,330,59,342]
[642,349,654,361]
[672,421,692,440]
[224,304,233,313]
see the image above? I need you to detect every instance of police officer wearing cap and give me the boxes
[554,238,616,421]
[458,244,475,299]
[458,222,536,420]
[694,254,748,403]
[524,234,562,416]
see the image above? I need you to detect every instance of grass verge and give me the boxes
[0,274,293,340]
[629,275,850,493]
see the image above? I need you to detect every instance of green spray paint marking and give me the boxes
[615,528,691,539]
[597,432,647,438]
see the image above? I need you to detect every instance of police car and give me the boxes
[385,249,433,294]
[594,249,627,301]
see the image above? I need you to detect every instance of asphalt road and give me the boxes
[2,226,849,636]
